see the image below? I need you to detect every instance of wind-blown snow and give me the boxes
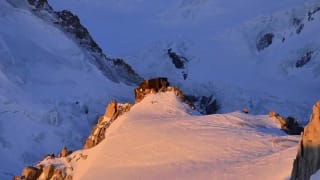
[63,92,299,180]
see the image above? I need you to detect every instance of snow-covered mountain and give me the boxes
[0,0,139,178]
[50,0,320,122]
[27,91,300,180]
[2,0,320,179]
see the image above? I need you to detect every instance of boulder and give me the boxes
[21,166,41,180]
[256,33,274,51]
[269,112,303,135]
[104,100,117,118]
[291,100,320,180]
[242,108,249,114]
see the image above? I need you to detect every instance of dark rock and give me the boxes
[296,51,313,68]
[168,48,185,69]
[167,49,189,80]
[256,33,274,51]
[27,0,53,11]
[296,24,304,34]
[308,7,320,21]
[292,18,304,34]
[184,95,218,115]
[283,116,304,135]
[55,10,102,54]
[291,100,320,180]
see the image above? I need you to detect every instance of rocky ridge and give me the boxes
[290,100,320,180]
[83,100,132,149]
[269,111,303,135]
[26,0,142,85]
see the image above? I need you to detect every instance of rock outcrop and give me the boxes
[269,111,303,135]
[256,33,274,51]
[20,166,41,180]
[58,146,71,158]
[13,164,69,180]
[83,100,131,149]
[167,48,189,80]
[291,100,320,180]
[184,95,218,115]
[13,149,78,180]
[296,51,313,68]
[26,0,143,85]
[292,17,304,34]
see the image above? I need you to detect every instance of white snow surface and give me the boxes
[49,92,300,180]
[0,1,133,178]
[49,0,320,122]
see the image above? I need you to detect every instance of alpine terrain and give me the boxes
[1,0,320,179]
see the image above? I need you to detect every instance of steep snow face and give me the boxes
[49,0,320,122]
[58,92,299,180]
[0,1,132,178]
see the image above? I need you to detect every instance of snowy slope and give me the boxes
[0,1,134,178]
[40,91,299,180]
[49,0,320,122]
[2,0,318,179]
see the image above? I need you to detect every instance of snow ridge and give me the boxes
[27,0,143,85]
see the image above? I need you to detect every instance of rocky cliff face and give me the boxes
[26,0,142,85]
[291,100,320,180]
[83,100,131,149]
